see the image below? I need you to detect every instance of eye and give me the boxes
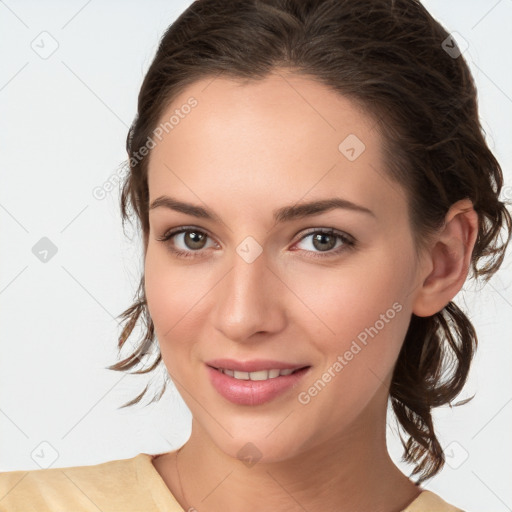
[156,226,356,260]
[156,227,216,259]
[292,228,356,259]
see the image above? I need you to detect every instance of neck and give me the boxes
[173,389,422,512]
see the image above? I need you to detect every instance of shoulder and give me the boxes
[403,489,467,512]
[0,453,166,511]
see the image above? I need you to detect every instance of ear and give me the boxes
[412,198,479,317]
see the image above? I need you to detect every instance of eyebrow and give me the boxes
[149,195,375,223]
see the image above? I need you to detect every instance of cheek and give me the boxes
[289,247,415,380]
[145,249,177,329]
[290,254,414,432]
[293,255,410,337]
[143,247,202,365]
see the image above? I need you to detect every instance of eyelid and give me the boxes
[295,227,355,245]
[157,225,218,249]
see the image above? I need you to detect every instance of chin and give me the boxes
[203,424,313,467]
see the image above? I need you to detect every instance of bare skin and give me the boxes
[144,70,478,512]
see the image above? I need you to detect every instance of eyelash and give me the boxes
[156,226,356,260]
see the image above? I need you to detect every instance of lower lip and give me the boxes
[206,365,311,406]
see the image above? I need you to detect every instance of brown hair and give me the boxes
[107,0,511,484]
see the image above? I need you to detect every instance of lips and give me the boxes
[205,358,311,405]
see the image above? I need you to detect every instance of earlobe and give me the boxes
[412,199,479,318]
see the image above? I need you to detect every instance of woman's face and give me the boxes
[144,72,427,462]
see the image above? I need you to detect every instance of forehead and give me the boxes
[153,72,378,153]
[146,72,406,221]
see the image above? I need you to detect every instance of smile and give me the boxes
[206,362,311,406]
[216,368,297,380]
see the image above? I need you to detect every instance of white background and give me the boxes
[0,1,511,511]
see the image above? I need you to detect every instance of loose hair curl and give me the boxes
[106,0,511,484]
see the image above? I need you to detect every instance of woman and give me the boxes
[1,1,510,510]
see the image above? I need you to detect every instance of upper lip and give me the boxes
[206,358,310,372]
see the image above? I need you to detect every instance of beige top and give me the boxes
[0,452,465,511]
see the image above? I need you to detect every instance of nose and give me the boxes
[211,245,287,343]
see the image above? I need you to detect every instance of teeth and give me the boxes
[219,368,300,380]
[245,370,267,381]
